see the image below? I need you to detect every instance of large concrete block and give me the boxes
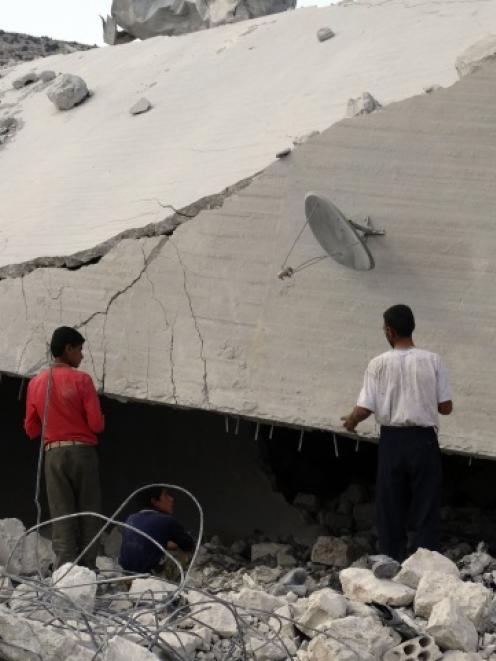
[396,549,459,589]
[340,568,415,607]
[427,598,478,653]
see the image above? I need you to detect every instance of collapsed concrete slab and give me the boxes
[2,58,496,457]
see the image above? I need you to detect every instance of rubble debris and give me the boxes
[12,71,39,89]
[47,73,90,110]
[424,84,442,94]
[276,147,291,158]
[427,597,478,652]
[0,117,18,145]
[383,635,442,661]
[340,567,416,607]
[311,535,359,567]
[346,91,382,118]
[39,70,56,83]
[51,563,97,613]
[395,548,459,589]
[370,554,400,580]
[456,35,496,79]
[0,518,54,575]
[130,97,152,115]
[316,27,335,42]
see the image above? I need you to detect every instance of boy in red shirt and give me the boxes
[25,326,105,569]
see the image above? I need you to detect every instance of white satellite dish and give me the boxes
[305,193,384,272]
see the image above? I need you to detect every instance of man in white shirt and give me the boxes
[341,304,453,561]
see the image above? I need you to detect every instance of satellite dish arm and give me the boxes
[349,216,385,237]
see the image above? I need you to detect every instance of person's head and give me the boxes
[50,326,85,368]
[139,487,174,515]
[383,304,415,348]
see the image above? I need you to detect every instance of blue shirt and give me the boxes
[119,510,195,573]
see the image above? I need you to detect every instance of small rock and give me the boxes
[371,555,400,580]
[130,97,152,115]
[295,588,347,635]
[427,598,478,652]
[460,545,493,580]
[396,548,460,589]
[104,635,160,659]
[442,653,485,661]
[346,92,382,118]
[47,74,89,110]
[13,72,39,89]
[309,616,398,659]
[51,563,97,614]
[316,27,335,42]
[311,536,356,568]
[424,84,442,94]
[279,568,308,586]
[40,70,57,83]
[129,577,177,602]
[276,147,291,158]
[234,587,286,612]
[340,568,415,607]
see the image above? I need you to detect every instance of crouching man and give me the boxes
[119,487,195,580]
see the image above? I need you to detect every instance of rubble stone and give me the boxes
[0,519,54,575]
[383,635,442,661]
[340,568,415,607]
[13,72,39,89]
[309,616,398,660]
[442,652,485,661]
[370,555,400,579]
[105,635,160,659]
[51,563,97,613]
[40,70,57,83]
[427,598,478,652]
[130,97,152,115]
[187,593,238,637]
[103,527,122,559]
[308,634,359,661]
[234,587,286,612]
[311,536,354,567]
[346,92,381,118]
[396,549,460,589]
[295,588,347,634]
[47,74,89,110]
[415,571,492,628]
[129,577,177,601]
[316,27,335,42]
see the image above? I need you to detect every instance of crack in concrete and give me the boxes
[141,245,178,405]
[170,238,210,408]
[19,276,28,321]
[0,172,259,280]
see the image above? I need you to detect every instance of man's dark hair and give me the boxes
[137,486,167,511]
[50,326,85,358]
[383,305,415,338]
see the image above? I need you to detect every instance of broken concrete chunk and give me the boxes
[186,598,238,637]
[103,527,122,559]
[12,72,39,89]
[424,84,442,94]
[346,92,382,118]
[234,587,286,612]
[276,147,291,158]
[415,570,492,628]
[309,616,398,659]
[427,598,478,653]
[456,35,496,79]
[295,588,347,635]
[47,73,89,110]
[441,653,485,661]
[395,548,459,589]
[307,634,359,661]
[40,70,57,83]
[104,635,160,660]
[316,27,335,42]
[383,635,442,661]
[51,563,97,613]
[129,576,177,601]
[340,567,415,607]
[130,97,153,115]
[311,536,356,567]
[370,555,400,580]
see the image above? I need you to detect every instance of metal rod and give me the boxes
[333,433,339,458]
[298,430,304,452]
[235,417,240,435]
[254,422,260,441]
[225,416,229,434]
[269,426,274,440]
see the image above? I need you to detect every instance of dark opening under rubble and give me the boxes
[1,373,496,552]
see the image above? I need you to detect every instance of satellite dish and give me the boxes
[305,193,382,271]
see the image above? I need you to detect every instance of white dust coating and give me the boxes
[1,1,496,266]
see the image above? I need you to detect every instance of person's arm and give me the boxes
[81,375,105,434]
[169,519,195,553]
[24,381,42,439]
[341,363,375,432]
[436,358,453,416]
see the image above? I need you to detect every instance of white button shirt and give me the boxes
[357,347,452,428]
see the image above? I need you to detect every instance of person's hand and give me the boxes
[341,414,357,432]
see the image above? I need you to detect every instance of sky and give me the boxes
[1,0,336,46]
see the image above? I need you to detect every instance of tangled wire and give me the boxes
[0,483,370,661]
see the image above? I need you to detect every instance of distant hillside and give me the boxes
[0,29,96,67]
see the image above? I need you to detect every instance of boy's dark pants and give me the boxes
[377,426,442,561]
[44,445,102,569]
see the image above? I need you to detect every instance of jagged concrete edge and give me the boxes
[0,172,261,280]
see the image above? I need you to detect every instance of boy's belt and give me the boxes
[45,440,89,451]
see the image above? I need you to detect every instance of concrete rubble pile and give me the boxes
[2,491,496,660]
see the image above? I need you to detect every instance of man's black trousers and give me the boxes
[377,426,442,561]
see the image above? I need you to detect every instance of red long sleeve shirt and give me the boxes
[24,365,104,445]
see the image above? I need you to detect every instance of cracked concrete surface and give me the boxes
[2,59,496,458]
[1,1,496,270]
